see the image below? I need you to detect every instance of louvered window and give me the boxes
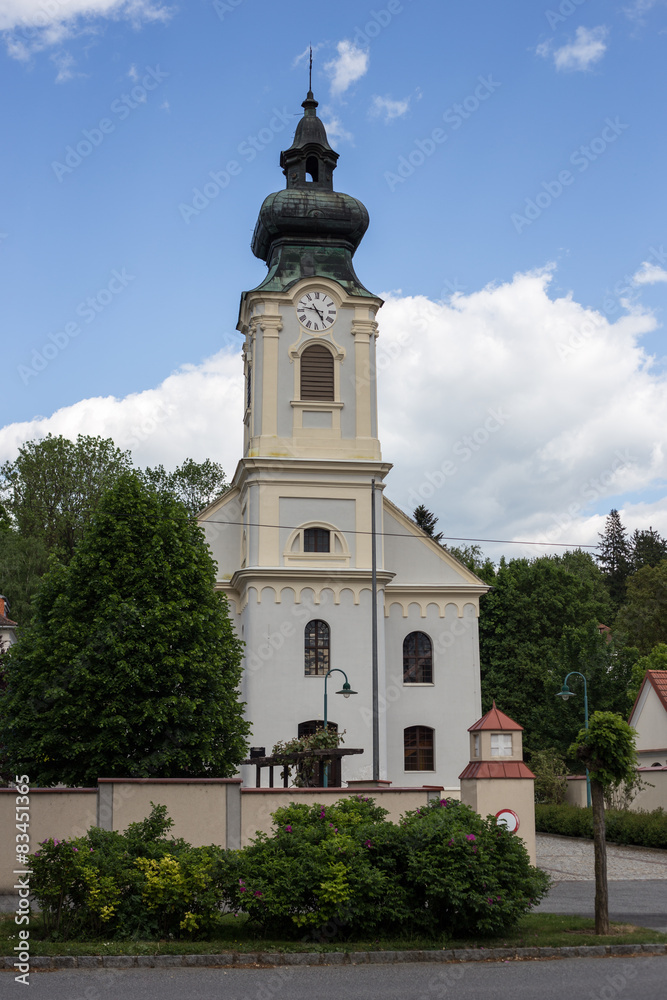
[404,726,434,771]
[300,344,334,400]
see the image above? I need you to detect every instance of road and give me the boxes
[6,957,667,999]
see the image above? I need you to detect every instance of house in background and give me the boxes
[199,90,488,793]
[629,669,667,769]
[0,596,17,652]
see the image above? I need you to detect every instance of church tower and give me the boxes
[200,91,487,792]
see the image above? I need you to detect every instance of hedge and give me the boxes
[535,803,667,849]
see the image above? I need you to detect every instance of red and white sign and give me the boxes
[495,809,520,833]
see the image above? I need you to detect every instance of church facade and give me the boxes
[199,90,487,793]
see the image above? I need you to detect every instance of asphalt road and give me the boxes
[7,957,667,999]
[536,879,667,932]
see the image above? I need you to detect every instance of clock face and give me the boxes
[295,290,337,332]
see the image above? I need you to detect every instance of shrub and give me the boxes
[221,796,550,940]
[29,804,226,940]
[535,803,667,849]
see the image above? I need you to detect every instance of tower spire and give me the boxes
[309,44,312,93]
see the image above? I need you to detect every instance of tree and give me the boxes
[0,472,249,785]
[630,527,667,573]
[0,532,49,625]
[413,505,443,543]
[447,543,496,584]
[0,434,133,560]
[627,642,667,707]
[596,509,631,607]
[571,711,637,934]
[479,553,617,759]
[616,560,667,654]
[141,458,228,516]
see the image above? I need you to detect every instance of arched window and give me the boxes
[305,155,319,182]
[300,343,334,400]
[404,726,434,771]
[304,527,330,553]
[403,632,433,683]
[305,620,330,676]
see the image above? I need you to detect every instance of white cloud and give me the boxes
[1,1,173,60]
[2,270,667,558]
[321,114,353,144]
[324,40,368,97]
[540,26,608,72]
[369,94,411,123]
[624,0,662,22]
[632,261,667,285]
[51,49,76,82]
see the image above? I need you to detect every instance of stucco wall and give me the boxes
[460,777,536,865]
[566,769,667,812]
[632,685,667,752]
[0,789,97,893]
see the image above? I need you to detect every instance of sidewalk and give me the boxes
[536,833,667,881]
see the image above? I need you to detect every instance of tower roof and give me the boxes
[468,701,524,732]
[248,90,373,298]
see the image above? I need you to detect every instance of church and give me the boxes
[199,89,488,793]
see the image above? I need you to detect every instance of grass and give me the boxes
[1,912,665,956]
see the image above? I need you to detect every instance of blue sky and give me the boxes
[1,0,667,560]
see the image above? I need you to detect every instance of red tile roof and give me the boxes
[458,761,535,780]
[468,701,523,732]
[0,613,17,628]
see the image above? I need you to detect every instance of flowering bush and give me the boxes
[29,804,226,940]
[220,797,550,939]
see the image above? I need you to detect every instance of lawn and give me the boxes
[2,912,665,956]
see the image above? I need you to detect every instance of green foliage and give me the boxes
[0,532,49,625]
[29,804,227,940]
[0,472,249,785]
[535,803,667,849]
[631,527,667,572]
[531,749,568,805]
[479,552,621,759]
[0,434,133,560]
[570,711,637,789]
[140,458,228,516]
[597,509,632,607]
[413,505,443,543]
[271,727,345,787]
[627,643,667,706]
[222,797,550,940]
[447,544,496,584]
[616,561,667,654]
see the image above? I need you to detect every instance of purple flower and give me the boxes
[72,847,78,852]
[364,839,372,848]
[254,891,262,897]
[239,887,246,893]
[465,834,476,842]
[440,799,448,807]
[487,897,493,904]
[285,825,292,832]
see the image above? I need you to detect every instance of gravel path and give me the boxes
[536,833,667,881]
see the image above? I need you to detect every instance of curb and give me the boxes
[3,943,666,971]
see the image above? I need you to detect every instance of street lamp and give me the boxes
[323,668,357,788]
[556,670,591,808]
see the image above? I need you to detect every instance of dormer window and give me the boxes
[304,527,330,553]
[490,734,512,757]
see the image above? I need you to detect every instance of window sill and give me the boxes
[402,682,435,687]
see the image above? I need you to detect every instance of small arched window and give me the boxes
[300,343,334,401]
[305,620,330,676]
[403,632,433,684]
[404,726,434,771]
[304,527,330,553]
[305,155,319,182]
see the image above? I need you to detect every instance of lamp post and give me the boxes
[556,671,591,808]
[323,668,357,788]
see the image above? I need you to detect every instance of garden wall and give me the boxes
[0,780,445,892]
[565,766,667,811]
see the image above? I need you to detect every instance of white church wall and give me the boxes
[383,505,476,586]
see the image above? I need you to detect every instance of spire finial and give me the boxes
[309,44,312,93]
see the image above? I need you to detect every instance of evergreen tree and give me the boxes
[0,472,249,786]
[412,505,443,543]
[596,509,631,606]
[630,527,667,572]
[616,561,667,655]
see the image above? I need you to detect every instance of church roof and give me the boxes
[468,701,523,732]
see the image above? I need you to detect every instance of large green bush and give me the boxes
[29,805,227,940]
[30,797,550,942]
[221,796,550,940]
[536,803,667,849]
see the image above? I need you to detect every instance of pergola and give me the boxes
[240,747,364,788]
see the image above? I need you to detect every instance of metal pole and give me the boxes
[371,478,379,781]
[323,671,329,788]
